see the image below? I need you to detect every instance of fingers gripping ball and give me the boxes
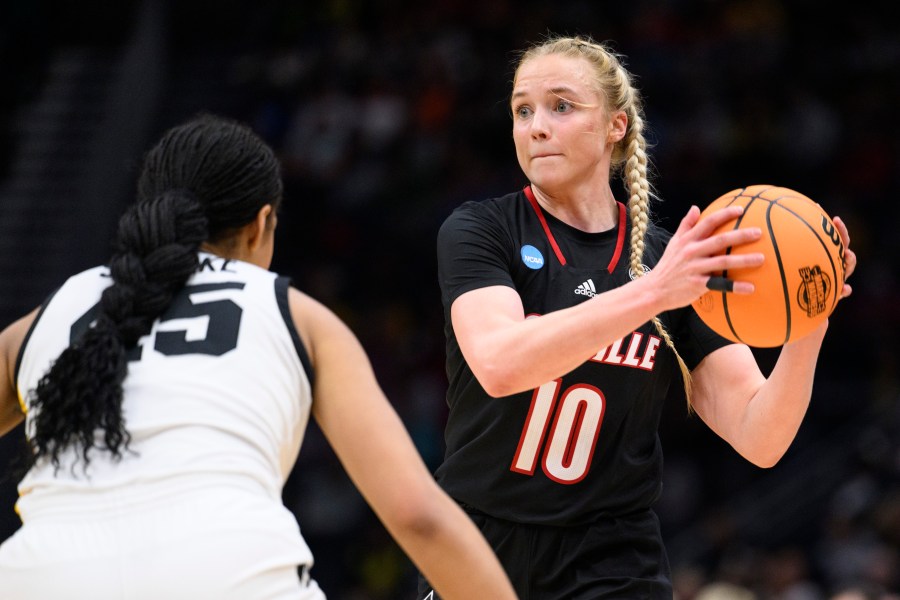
[692,185,846,347]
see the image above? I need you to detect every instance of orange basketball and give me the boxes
[691,185,846,347]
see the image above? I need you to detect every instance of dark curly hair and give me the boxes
[27,113,283,472]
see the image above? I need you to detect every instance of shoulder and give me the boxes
[63,264,113,288]
[285,287,361,370]
[438,190,525,240]
[35,265,111,315]
[443,190,523,222]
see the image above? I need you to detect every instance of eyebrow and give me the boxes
[511,85,580,101]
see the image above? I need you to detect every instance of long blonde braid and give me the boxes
[517,35,693,404]
[623,104,693,403]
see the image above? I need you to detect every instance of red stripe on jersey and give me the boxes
[524,185,627,273]
[524,185,567,266]
[607,201,626,274]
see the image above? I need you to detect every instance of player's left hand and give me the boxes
[832,216,856,299]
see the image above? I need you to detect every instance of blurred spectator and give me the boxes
[696,582,758,600]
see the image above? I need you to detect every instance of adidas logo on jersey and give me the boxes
[574,278,597,297]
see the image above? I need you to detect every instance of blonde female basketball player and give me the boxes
[0,114,517,600]
[418,35,857,599]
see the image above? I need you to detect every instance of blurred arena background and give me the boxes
[1,1,898,598]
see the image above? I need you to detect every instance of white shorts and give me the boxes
[0,478,326,600]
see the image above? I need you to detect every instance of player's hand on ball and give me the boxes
[690,186,845,347]
[648,204,764,310]
[832,216,856,299]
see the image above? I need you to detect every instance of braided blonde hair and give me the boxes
[515,35,693,404]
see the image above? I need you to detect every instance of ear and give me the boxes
[607,110,627,144]
[246,204,274,253]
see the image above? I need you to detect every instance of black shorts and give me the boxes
[416,507,671,600]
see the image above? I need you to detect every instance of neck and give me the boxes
[200,241,240,261]
[529,184,619,233]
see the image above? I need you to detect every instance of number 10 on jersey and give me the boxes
[510,380,605,484]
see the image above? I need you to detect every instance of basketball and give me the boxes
[691,185,846,347]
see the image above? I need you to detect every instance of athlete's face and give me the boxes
[511,54,625,194]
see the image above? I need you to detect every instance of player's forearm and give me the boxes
[468,277,666,397]
[328,407,517,599]
[384,489,517,599]
[733,323,827,467]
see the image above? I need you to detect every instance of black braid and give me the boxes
[26,113,282,472]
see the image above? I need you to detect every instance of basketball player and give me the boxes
[0,114,517,600]
[417,35,856,599]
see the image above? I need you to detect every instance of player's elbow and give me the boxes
[382,484,446,541]
[480,378,515,399]
[739,443,788,469]
[475,370,518,398]
[470,362,518,398]
[753,450,787,469]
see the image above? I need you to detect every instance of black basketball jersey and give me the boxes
[435,186,732,526]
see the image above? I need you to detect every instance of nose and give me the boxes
[530,107,550,139]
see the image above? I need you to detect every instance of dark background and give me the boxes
[1,1,898,598]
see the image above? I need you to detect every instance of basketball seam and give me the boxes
[767,201,792,345]
[721,209,743,344]
[721,188,772,345]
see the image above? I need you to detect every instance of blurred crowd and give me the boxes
[2,1,898,598]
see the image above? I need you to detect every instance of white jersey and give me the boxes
[1,253,325,599]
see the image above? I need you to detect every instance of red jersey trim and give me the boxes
[524,185,566,266]
[607,201,627,273]
[523,185,627,273]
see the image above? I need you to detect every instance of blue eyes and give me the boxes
[514,100,573,119]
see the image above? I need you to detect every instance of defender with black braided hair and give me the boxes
[28,110,267,472]
[0,114,517,600]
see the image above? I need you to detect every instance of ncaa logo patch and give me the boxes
[520,245,545,270]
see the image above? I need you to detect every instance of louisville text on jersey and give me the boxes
[589,330,660,371]
[527,312,660,371]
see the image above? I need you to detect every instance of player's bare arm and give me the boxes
[287,288,517,600]
[689,205,856,467]
[451,204,763,398]
[0,309,37,437]
[690,325,826,468]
